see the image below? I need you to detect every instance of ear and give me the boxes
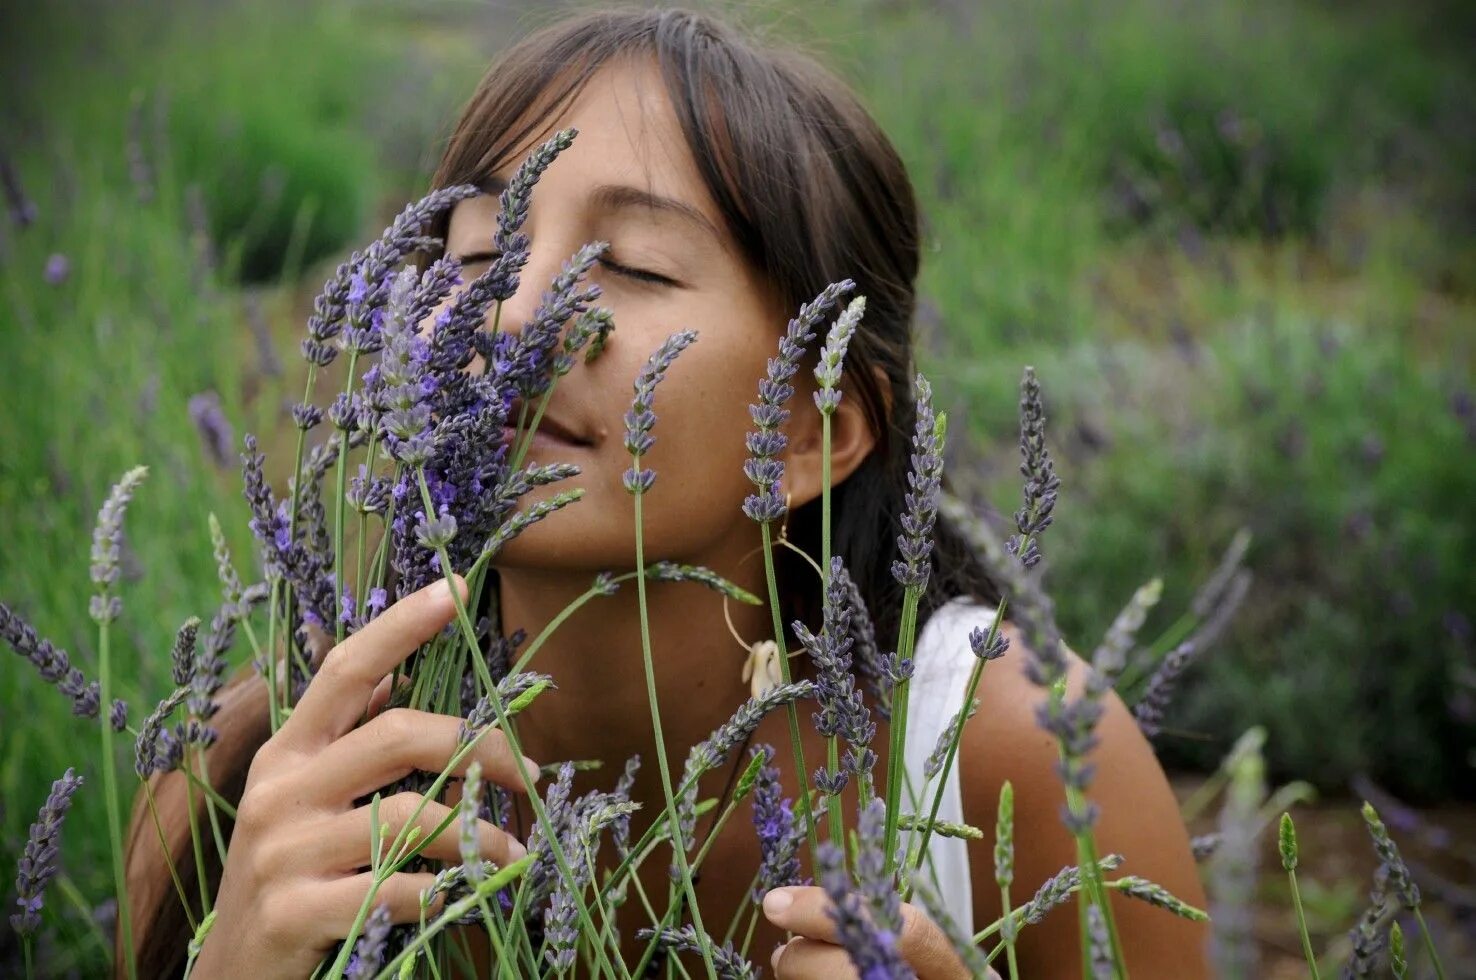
[782,367,886,509]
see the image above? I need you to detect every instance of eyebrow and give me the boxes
[476,175,723,245]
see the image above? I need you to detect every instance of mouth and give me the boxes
[501,400,591,451]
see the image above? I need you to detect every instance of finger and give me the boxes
[762,887,839,943]
[319,793,527,872]
[312,709,540,801]
[772,938,858,979]
[764,888,970,980]
[283,577,467,745]
[320,870,445,937]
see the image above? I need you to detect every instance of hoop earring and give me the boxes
[721,493,797,698]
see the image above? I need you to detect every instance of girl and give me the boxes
[128,8,1209,977]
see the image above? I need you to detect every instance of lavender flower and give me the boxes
[1344,866,1390,978]
[461,761,484,884]
[168,617,201,688]
[343,904,392,980]
[43,253,69,285]
[373,268,436,467]
[134,687,189,777]
[795,557,875,786]
[508,243,607,399]
[923,699,977,781]
[301,184,479,368]
[814,296,866,413]
[208,514,243,609]
[677,682,814,843]
[560,307,615,373]
[969,620,1010,662]
[1088,577,1161,694]
[854,798,903,935]
[1113,876,1209,920]
[90,466,148,625]
[751,745,803,900]
[10,768,82,936]
[637,925,758,980]
[480,488,584,558]
[1087,905,1114,979]
[497,129,576,255]
[1135,570,1250,738]
[1191,833,1222,862]
[836,563,890,709]
[892,376,945,590]
[620,329,698,493]
[2,602,109,723]
[1008,367,1060,569]
[1019,855,1125,926]
[1360,803,1421,910]
[612,755,641,857]
[995,781,1015,890]
[742,280,855,523]
[188,391,234,469]
[817,840,916,979]
[645,562,760,604]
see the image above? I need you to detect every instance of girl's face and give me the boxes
[434,58,793,573]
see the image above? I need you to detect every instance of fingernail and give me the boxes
[771,942,786,970]
[506,837,528,861]
[522,757,542,784]
[763,887,793,917]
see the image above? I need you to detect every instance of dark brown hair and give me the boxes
[125,7,999,974]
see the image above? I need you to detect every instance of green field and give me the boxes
[1,0,1472,971]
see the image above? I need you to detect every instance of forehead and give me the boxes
[493,57,717,219]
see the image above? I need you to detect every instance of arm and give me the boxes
[960,621,1211,978]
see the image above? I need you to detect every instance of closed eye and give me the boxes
[599,257,677,287]
[452,250,678,287]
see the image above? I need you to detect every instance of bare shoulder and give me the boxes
[953,617,1211,978]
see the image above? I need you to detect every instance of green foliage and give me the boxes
[154,5,384,282]
[1001,314,1476,796]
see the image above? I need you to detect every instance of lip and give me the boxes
[502,401,590,450]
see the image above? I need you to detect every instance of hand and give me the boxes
[194,578,539,979]
[763,886,999,980]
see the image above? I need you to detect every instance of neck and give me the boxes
[493,542,776,785]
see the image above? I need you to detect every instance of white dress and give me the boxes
[900,596,996,937]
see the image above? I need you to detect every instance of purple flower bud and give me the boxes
[622,330,699,493]
[891,376,944,590]
[188,391,234,469]
[343,904,392,980]
[742,281,854,523]
[43,253,69,285]
[11,768,83,936]
[89,466,148,622]
[751,745,804,900]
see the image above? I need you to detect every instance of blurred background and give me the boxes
[1,0,1472,974]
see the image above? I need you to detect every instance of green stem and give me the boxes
[193,749,230,862]
[1413,908,1448,980]
[181,752,211,915]
[143,782,197,933]
[332,350,361,645]
[1286,869,1319,979]
[98,619,137,980]
[882,587,922,875]
[1001,884,1021,980]
[632,473,719,980]
[369,856,535,980]
[758,521,820,865]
